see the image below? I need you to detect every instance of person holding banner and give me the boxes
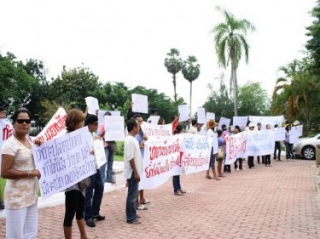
[264,124,272,167]
[285,124,294,160]
[157,117,165,125]
[84,115,105,228]
[124,118,143,224]
[63,109,89,239]
[205,120,220,180]
[186,119,198,134]
[222,124,231,173]
[172,125,186,195]
[247,123,256,169]
[217,130,226,177]
[233,126,244,171]
[273,124,282,161]
[1,108,42,239]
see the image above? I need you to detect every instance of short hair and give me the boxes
[0,106,4,112]
[11,108,32,123]
[158,117,165,125]
[127,118,138,132]
[133,114,142,119]
[85,114,98,126]
[257,122,261,126]
[217,129,223,136]
[274,124,278,128]
[66,109,85,132]
[104,111,111,116]
[191,119,197,126]
[222,124,227,130]
[151,109,157,114]
[174,124,183,134]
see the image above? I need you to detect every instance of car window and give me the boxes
[317,136,320,139]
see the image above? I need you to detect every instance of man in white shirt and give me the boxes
[124,118,143,224]
[186,119,197,134]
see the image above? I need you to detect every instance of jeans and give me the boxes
[285,143,294,159]
[84,169,104,221]
[274,141,281,160]
[126,172,138,222]
[172,175,181,192]
[102,147,115,182]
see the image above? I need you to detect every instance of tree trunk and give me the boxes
[190,81,192,118]
[173,74,177,103]
[231,66,238,116]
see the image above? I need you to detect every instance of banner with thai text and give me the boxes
[139,135,182,190]
[225,132,246,165]
[141,122,172,140]
[32,127,96,199]
[181,134,210,175]
[245,130,275,156]
[249,115,284,129]
[36,107,67,142]
[104,116,125,141]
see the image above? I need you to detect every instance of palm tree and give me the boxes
[212,7,255,116]
[182,56,200,117]
[164,48,183,104]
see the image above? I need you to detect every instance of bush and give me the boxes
[115,141,124,156]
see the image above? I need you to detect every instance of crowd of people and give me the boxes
[0,105,296,237]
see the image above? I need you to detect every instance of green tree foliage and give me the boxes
[0,52,37,113]
[238,82,270,116]
[182,56,200,116]
[306,0,320,72]
[164,48,183,104]
[203,75,234,120]
[212,7,255,116]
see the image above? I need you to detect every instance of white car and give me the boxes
[293,133,320,159]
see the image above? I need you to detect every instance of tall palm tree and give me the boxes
[164,48,183,104]
[182,56,200,117]
[212,7,255,116]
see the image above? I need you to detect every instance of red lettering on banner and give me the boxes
[2,124,13,140]
[42,114,67,141]
[149,139,180,161]
[227,134,246,161]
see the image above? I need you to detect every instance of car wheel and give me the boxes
[302,146,315,159]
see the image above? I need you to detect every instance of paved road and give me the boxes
[1,158,320,239]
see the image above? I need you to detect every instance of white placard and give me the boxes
[289,128,300,144]
[233,116,248,130]
[218,117,231,129]
[245,130,275,156]
[32,127,96,199]
[249,115,284,129]
[181,134,210,175]
[206,112,215,122]
[85,96,99,115]
[94,139,107,168]
[142,122,172,140]
[36,107,67,142]
[132,94,148,114]
[274,127,285,141]
[178,105,190,122]
[148,116,160,124]
[197,108,206,124]
[104,116,125,141]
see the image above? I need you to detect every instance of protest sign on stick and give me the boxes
[104,116,125,141]
[85,96,99,115]
[197,108,206,124]
[32,127,96,199]
[132,94,148,114]
[178,105,190,122]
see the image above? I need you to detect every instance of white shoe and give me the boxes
[236,168,239,171]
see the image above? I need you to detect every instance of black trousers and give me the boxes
[234,158,243,170]
[274,141,281,160]
[248,156,254,168]
[264,155,271,165]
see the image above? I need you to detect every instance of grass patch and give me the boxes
[114,154,123,161]
[0,178,5,201]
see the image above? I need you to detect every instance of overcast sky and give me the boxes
[0,0,316,114]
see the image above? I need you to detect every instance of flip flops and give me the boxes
[136,205,148,210]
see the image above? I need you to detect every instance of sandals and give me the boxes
[136,205,148,210]
[140,199,150,204]
[206,176,213,179]
[127,219,141,224]
[174,191,183,196]
[213,177,220,180]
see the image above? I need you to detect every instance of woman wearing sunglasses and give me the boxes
[1,108,42,239]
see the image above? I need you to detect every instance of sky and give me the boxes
[0,0,316,114]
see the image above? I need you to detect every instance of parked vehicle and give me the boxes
[293,133,320,159]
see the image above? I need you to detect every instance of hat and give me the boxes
[257,122,261,125]
[207,119,216,129]
[293,120,300,126]
[249,123,255,128]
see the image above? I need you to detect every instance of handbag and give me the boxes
[78,177,91,190]
[217,147,225,160]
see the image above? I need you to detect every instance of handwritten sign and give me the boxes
[274,127,285,141]
[225,132,246,165]
[132,94,148,114]
[218,117,231,129]
[245,130,275,156]
[85,96,99,115]
[249,115,284,129]
[233,116,248,130]
[206,112,215,122]
[98,110,121,127]
[94,139,107,168]
[197,108,206,124]
[139,135,182,190]
[181,134,210,175]
[289,128,300,144]
[178,105,190,122]
[104,116,125,141]
[36,107,67,142]
[141,122,172,140]
[32,127,96,199]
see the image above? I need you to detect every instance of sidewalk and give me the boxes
[1,158,320,239]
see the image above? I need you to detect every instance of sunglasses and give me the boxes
[16,119,31,124]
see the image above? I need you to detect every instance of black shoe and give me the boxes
[93,214,105,221]
[0,202,4,210]
[86,219,96,227]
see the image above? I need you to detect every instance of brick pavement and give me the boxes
[1,158,320,239]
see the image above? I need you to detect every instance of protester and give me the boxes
[63,109,88,239]
[157,117,165,125]
[264,124,272,167]
[247,123,255,169]
[185,119,192,131]
[221,124,231,173]
[147,109,158,123]
[1,108,42,239]
[186,119,197,134]
[256,122,264,164]
[124,118,143,224]
[205,120,220,180]
[172,125,186,195]
[84,114,105,228]
[273,124,282,161]
[171,114,180,133]
[233,125,244,171]
[99,111,116,183]
[284,124,294,161]
[134,114,149,210]
[196,123,203,134]
[217,129,225,177]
